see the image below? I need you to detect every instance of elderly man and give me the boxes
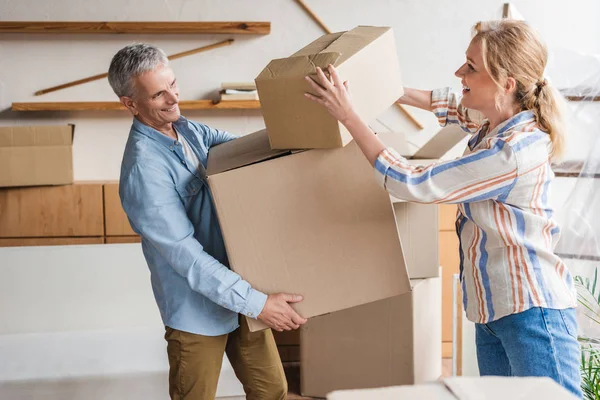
[108,43,306,400]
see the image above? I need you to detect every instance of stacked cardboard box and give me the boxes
[205,25,449,396]
[0,125,75,187]
[207,26,410,332]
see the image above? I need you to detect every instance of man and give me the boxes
[108,43,307,400]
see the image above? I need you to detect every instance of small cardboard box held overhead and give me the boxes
[301,277,441,398]
[327,377,578,400]
[0,125,74,187]
[255,26,403,149]
[207,129,411,332]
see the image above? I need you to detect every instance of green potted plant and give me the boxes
[575,267,600,399]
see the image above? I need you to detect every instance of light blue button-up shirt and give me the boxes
[119,116,268,336]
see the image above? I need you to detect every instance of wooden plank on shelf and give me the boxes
[0,237,104,247]
[442,341,452,359]
[0,183,104,237]
[565,95,600,102]
[440,232,460,343]
[439,204,458,232]
[12,100,261,111]
[0,21,270,35]
[105,236,142,244]
[103,182,137,237]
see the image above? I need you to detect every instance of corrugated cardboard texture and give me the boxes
[327,377,577,400]
[300,277,441,398]
[394,202,439,278]
[0,125,74,187]
[256,26,403,149]
[207,132,411,332]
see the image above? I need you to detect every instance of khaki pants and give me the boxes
[164,318,287,400]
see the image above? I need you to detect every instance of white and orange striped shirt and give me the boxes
[375,87,577,324]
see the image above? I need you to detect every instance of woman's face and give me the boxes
[454,38,500,113]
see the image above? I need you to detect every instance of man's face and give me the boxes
[123,64,181,129]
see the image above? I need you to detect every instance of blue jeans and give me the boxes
[476,307,582,398]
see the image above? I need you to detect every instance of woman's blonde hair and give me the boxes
[473,20,565,160]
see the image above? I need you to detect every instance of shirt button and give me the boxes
[169,146,174,150]
[181,160,186,164]
[247,312,253,317]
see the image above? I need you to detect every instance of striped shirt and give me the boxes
[375,87,577,324]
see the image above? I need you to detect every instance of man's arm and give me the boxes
[121,162,307,331]
[121,162,266,318]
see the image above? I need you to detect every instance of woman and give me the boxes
[305,20,582,398]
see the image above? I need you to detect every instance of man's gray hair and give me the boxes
[108,43,169,98]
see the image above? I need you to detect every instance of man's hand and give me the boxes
[257,293,307,332]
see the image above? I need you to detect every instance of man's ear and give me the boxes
[505,77,517,95]
[120,96,138,115]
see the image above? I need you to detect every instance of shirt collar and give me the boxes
[131,116,190,147]
[491,110,535,136]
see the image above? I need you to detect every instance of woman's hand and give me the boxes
[304,64,357,126]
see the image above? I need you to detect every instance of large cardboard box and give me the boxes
[301,276,441,398]
[207,130,411,332]
[0,125,74,187]
[327,377,578,400]
[255,26,403,149]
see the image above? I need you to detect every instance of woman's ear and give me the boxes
[505,77,517,94]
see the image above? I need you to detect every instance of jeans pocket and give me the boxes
[558,309,579,340]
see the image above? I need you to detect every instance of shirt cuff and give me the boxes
[374,147,407,190]
[240,288,268,319]
[432,87,452,127]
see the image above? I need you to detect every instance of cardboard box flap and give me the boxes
[378,127,468,160]
[443,377,577,400]
[292,32,345,57]
[256,52,341,80]
[291,26,392,67]
[412,125,469,160]
[0,125,73,147]
[207,130,291,175]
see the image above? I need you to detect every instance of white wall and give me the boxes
[1,0,599,180]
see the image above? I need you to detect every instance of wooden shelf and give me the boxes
[565,95,600,102]
[12,100,261,111]
[0,21,270,35]
[552,161,600,178]
[556,252,600,262]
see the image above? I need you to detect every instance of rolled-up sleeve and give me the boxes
[120,163,267,318]
[432,87,482,134]
[374,138,518,204]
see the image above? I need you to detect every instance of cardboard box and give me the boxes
[0,125,74,187]
[394,202,439,278]
[327,377,578,400]
[0,183,104,237]
[377,124,470,167]
[255,26,403,149]
[301,276,441,398]
[207,129,411,332]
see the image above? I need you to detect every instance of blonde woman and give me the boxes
[305,20,582,398]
